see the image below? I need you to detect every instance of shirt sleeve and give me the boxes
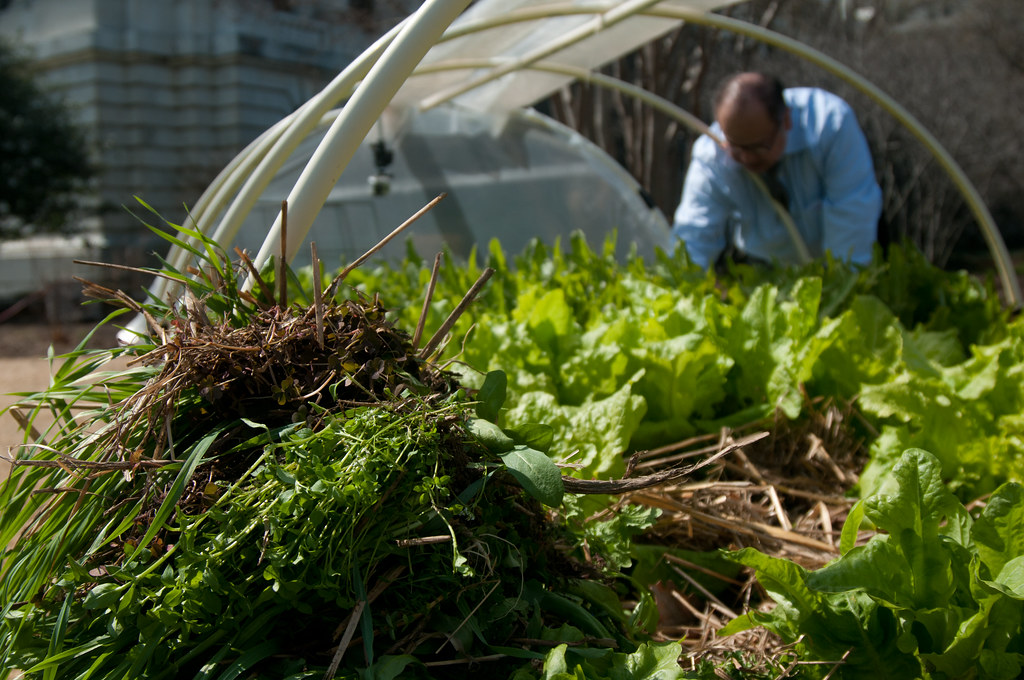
[818,101,883,266]
[671,139,733,270]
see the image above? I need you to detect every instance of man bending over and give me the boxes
[672,71,882,269]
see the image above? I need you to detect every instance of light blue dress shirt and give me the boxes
[672,87,882,269]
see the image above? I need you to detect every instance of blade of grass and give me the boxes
[23,638,110,674]
[154,629,227,680]
[193,644,232,680]
[127,424,226,559]
[44,594,72,680]
[212,641,280,680]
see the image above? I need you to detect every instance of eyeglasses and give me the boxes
[723,119,782,156]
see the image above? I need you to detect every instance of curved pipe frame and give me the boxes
[415,2,1019,303]
[140,0,1017,334]
[412,57,812,263]
[669,9,1021,305]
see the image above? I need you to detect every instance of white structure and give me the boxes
[146,0,1024,309]
[4,0,1016,315]
[237,105,673,268]
[201,0,747,280]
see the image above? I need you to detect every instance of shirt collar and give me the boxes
[782,91,811,156]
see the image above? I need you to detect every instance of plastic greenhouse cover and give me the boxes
[390,0,745,114]
[233,104,672,269]
[117,0,755,344]
[230,1,753,269]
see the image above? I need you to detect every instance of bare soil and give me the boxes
[1,321,123,478]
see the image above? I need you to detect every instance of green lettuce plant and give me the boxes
[721,448,1024,679]
[332,234,1019,500]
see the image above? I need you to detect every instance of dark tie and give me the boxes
[763,165,789,208]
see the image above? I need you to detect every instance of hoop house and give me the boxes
[145,0,1021,315]
[232,105,672,269]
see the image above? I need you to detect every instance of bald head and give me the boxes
[713,72,787,123]
[713,72,790,173]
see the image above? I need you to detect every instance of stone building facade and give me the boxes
[0,0,414,284]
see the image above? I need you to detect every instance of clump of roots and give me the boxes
[79,247,475,466]
[130,294,458,453]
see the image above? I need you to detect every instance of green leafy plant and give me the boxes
[334,233,1018,501]
[721,448,1024,679]
[511,641,684,680]
[0,219,660,679]
[6,225,1022,679]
